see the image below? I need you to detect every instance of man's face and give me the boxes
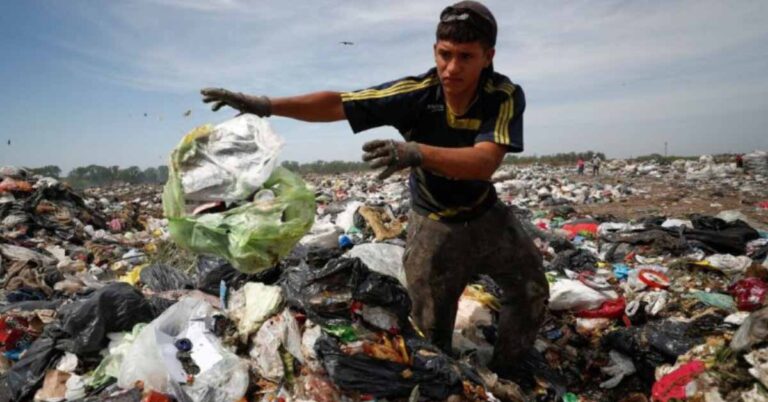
[434,40,494,97]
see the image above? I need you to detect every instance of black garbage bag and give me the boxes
[59,282,156,355]
[196,255,278,295]
[140,263,194,291]
[281,258,365,326]
[660,215,760,255]
[281,257,412,329]
[549,249,597,274]
[602,319,701,385]
[315,334,478,400]
[4,283,164,401]
[602,229,686,257]
[3,326,66,402]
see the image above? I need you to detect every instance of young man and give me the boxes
[201,1,548,376]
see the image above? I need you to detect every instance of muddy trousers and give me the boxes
[403,202,549,369]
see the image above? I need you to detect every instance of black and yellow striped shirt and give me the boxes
[342,68,526,222]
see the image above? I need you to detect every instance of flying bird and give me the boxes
[7,140,10,146]
[339,41,354,46]
[183,109,192,117]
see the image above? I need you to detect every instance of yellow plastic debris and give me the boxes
[119,264,147,285]
[462,284,501,312]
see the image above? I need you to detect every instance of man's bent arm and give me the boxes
[271,91,346,122]
[418,142,507,181]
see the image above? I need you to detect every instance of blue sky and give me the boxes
[1,0,767,174]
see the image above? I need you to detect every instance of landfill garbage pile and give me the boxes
[2,136,768,401]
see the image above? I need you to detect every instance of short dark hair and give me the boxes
[436,20,493,49]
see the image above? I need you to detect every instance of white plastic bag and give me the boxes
[548,279,614,311]
[706,254,752,276]
[117,298,249,402]
[228,282,283,340]
[178,115,283,203]
[345,243,407,288]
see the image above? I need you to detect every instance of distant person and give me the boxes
[592,155,601,175]
[736,153,744,169]
[577,158,585,175]
[200,1,548,379]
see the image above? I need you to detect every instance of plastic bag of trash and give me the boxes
[548,279,616,311]
[163,116,315,273]
[59,283,156,355]
[171,115,283,203]
[117,297,249,402]
[280,258,412,330]
[314,334,483,400]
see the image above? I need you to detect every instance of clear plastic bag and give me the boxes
[117,298,249,402]
[163,116,315,273]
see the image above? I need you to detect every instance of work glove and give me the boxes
[599,350,636,389]
[362,139,423,180]
[200,88,272,117]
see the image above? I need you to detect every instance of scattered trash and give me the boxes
[0,150,767,401]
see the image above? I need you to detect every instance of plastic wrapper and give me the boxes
[163,117,315,274]
[729,277,768,311]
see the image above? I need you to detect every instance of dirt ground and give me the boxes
[562,172,768,228]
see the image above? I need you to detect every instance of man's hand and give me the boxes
[362,139,423,180]
[200,88,272,117]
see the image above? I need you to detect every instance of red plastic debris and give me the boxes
[638,269,670,289]
[651,360,706,402]
[576,297,626,319]
[561,222,598,239]
[758,200,768,210]
[729,277,768,311]
[144,391,171,402]
[0,315,31,351]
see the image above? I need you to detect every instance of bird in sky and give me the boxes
[183,109,192,117]
[339,41,354,46]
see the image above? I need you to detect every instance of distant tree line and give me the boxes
[24,151,737,187]
[281,160,369,175]
[503,151,607,166]
[25,165,169,188]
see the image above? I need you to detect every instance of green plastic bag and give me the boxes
[163,124,315,273]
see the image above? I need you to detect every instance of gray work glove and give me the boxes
[200,88,272,117]
[362,139,423,180]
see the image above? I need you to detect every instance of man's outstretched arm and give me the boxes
[201,88,345,122]
[271,92,345,122]
[419,141,507,180]
[363,140,506,181]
